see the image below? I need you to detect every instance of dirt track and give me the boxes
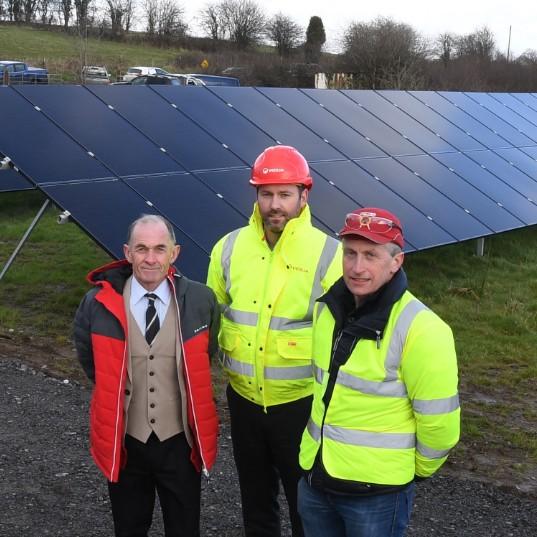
[1,355,537,537]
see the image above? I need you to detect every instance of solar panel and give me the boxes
[303,89,423,157]
[439,92,535,147]
[378,90,486,152]
[0,168,35,192]
[1,85,537,282]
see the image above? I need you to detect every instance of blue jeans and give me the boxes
[297,477,415,537]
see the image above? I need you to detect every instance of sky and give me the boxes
[182,0,537,58]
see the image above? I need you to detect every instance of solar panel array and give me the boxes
[1,85,537,280]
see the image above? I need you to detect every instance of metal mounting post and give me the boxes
[0,198,50,281]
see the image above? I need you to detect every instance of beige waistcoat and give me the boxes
[123,278,191,445]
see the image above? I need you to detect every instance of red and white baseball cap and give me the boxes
[339,207,404,249]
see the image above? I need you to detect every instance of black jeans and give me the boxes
[108,432,201,537]
[227,384,312,537]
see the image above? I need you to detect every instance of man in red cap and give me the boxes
[297,207,460,537]
[207,146,342,536]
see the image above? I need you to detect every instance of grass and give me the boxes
[1,190,537,478]
[0,24,195,81]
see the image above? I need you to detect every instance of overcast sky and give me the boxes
[184,0,536,58]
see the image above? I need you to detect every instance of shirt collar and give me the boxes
[131,276,171,306]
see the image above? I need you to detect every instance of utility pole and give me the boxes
[507,25,512,62]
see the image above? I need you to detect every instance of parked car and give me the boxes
[170,74,205,86]
[122,66,169,82]
[113,75,183,86]
[0,60,48,84]
[186,73,240,86]
[82,65,111,85]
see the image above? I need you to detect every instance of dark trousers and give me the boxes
[227,384,312,537]
[107,432,201,537]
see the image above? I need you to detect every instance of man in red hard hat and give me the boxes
[207,145,342,537]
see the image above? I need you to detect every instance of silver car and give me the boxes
[83,66,111,85]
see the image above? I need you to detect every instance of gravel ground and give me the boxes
[1,357,536,537]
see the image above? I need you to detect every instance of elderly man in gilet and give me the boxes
[74,214,219,537]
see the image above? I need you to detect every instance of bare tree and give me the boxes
[266,13,302,57]
[220,0,265,49]
[37,0,54,24]
[436,33,456,66]
[342,16,429,89]
[74,0,92,33]
[6,0,24,21]
[143,0,186,40]
[198,2,226,41]
[143,0,156,34]
[23,0,38,21]
[455,26,496,61]
[105,0,134,36]
[518,49,537,66]
[58,0,72,28]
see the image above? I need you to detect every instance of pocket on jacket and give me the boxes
[277,336,312,360]
[218,328,240,353]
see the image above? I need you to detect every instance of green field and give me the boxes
[1,190,537,486]
[0,24,198,81]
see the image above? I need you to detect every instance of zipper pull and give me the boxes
[376,330,381,349]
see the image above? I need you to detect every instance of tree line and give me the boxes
[1,0,537,91]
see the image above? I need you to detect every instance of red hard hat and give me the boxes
[249,145,313,190]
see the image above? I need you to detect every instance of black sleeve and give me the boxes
[207,288,221,363]
[73,291,96,383]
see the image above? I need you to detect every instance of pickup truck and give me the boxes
[0,60,49,84]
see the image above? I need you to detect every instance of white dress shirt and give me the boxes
[129,277,172,334]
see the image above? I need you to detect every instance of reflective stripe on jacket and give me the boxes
[207,204,342,407]
[299,284,460,485]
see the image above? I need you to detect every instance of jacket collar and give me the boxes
[87,260,184,296]
[320,268,408,340]
[249,202,312,244]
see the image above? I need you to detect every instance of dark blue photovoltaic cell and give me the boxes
[154,86,274,165]
[248,87,381,160]
[466,93,537,143]
[196,168,255,218]
[380,91,485,152]
[87,85,246,172]
[492,93,537,127]
[404,91,508,150]
[434,152,537,224]
[16,85,181,177]
[312,159,455,250]
[357,157,488,239]
[519,146,537,160]
[303,89,423,157]
[511,93,537,111]
[211,87,348,161]
[398,154,519,232]
[440,92,534,147]
[492,148,537,180]
[0,168,35,192]
[43,180,209,278]
[0,86,111,183]
[343,90,453,154]
[125,173,247,251]
[473,150,537,199]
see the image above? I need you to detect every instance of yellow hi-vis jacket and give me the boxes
[206,204,342,408]
[300,278,460,485]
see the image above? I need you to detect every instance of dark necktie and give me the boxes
[145,293,160,345]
